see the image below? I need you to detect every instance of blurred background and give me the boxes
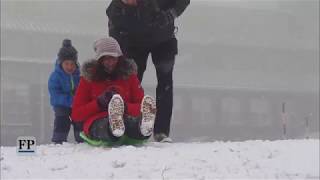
[1,0,319,145]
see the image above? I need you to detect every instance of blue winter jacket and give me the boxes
[48,60,80,108]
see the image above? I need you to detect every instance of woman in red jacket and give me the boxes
[71,37,156,146]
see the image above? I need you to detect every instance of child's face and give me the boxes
[61,60,77,74]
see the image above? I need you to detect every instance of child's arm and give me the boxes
[48,74,72,107]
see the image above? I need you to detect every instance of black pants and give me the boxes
[89,116,149,141]
[52,106,83,143]
[126,38,177,136]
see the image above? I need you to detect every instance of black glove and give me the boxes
[97,91,116,111]
[152,9,177,28]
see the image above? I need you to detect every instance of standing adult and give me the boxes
[106,0,190,142]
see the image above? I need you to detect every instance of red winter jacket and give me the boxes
[71,58,144,135]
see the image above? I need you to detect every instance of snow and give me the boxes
[1,139,319,179]
[1,1,319,179]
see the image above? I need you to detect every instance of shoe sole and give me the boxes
[140,95,156,136]
[154,134,173,143]
[108,94,125,137]
[160,137,173,143]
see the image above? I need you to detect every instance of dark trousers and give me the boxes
[126,38,177,136]
[52,106,83,143]
[89,116,149,141]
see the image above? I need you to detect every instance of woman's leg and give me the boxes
[124,116,150,140]
[89,118,119,142]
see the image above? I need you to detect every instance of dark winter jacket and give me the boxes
[48,60,80,108]
[71,58,144,135]
[106,0,190,48]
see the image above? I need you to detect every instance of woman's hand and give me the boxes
[96,91,115,111]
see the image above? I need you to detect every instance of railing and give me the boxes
[169,86,318,141]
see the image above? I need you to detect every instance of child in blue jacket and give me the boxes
[48,39,82,144]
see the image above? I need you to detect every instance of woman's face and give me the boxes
[101,55,119,73]
[61,60,77,74]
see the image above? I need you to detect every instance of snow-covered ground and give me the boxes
[1,139,319,179]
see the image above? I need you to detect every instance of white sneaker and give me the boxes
[140,95,156,136]
[108,94,125,137]
[154,133,173,143]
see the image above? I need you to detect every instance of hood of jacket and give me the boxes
[81,58,137,81]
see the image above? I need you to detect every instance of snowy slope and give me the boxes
[1,139,318,179]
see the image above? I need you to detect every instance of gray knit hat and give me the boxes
[58,39,78,63]
[93,37,123,60]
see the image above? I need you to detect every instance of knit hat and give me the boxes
[58,39,78,64]
[93,37,123,60]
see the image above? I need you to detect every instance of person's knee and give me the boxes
[157,74,173,90]
[89,118,119,142]
[155,60,175,75]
